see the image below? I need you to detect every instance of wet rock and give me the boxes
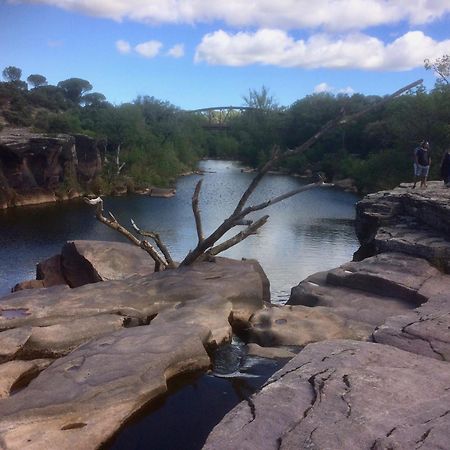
[204,340,450,450]
[249,306,370,347]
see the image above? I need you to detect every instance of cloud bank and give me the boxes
[16,0,450,30]
[194,29,450,70]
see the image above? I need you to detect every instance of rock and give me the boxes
[12,280,45,292]
[0,258,266,357]
[0,359,52,398]
[203,339,450,450]
[36,254,67,287]
[0,327,32,363]
[288,270,414,327]
[249,305,371,347]
[354,182,450,271]
[246,343,297,360]
[61,240,156,287]
[0,321,211,450]
[0,128,102,209]
[326,252,439,305]
[373,274,450,361]
[149,187,176,197]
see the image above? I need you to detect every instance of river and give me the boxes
[0,159,358,300]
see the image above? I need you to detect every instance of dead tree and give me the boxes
[85,79,422,270]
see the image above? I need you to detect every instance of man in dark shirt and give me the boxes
[413,141,431,188]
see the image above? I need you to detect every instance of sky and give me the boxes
[0,0,449,110]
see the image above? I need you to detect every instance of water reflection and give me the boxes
[0,160,359,300]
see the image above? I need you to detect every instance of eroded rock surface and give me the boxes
[0,322,211,450]
[204,340,450,450]
[355,181,450,271]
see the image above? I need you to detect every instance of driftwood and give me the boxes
[85,79,423,269]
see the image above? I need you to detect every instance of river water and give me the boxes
[0,159,358,300]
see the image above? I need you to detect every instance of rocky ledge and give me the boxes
[0,128,102,209]
[206,182,450,449]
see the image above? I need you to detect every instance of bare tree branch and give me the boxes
[208,215,269,256]
[192,180,204,245]
[84,197,167,271]
[131,219,176,268]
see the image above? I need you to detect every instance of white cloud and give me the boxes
[314,82,355,95]
[167,44,185,58]
[194,29,450,70]
[115,39,131,54]
[14,1,450,31]
[314,82,332,93]
[134,40,163,58]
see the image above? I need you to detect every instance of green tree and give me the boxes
[27,74,48,88]
[425,54,449,85]
[57,78,93,103]
[2,66,22,82]
[81,92,107,107]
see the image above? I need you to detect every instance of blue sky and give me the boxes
[1,0,449,109]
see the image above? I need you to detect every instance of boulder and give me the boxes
[203,340,450,450]
[60,240,156,287]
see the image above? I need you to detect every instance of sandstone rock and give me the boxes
[0,128,101,209]
[12,279,45,292]
[326,252,439,305]
[0,258,266,357]
[0,359,52,398]
[0,327,32,363]
[203,340,450,450]
[373,274,450,361]
[37,254,67,287]
[288,270,414,326]
[249,306,371,347]
[246,343,297,360]
[355,182,450,268]
[0,322,211,450]
[61,240,156,287]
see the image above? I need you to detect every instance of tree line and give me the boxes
[1,61,449,194]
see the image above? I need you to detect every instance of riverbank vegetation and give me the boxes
[1,60,449,194]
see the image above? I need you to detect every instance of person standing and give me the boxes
[413,141,431,188]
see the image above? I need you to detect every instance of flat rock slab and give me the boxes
[0,258,264,360]
[288,270,414,327]
[203,339,450,450]
[0,258,266,332]
[326,252,440,305]
[249,306,371,347]
[0,321,211,450]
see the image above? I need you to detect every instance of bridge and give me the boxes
[187,106,258,129]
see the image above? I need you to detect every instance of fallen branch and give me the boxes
[84,197,169,271]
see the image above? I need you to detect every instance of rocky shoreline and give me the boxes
[0,182,449,449]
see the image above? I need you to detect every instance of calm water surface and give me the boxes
[0,160,358,300]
